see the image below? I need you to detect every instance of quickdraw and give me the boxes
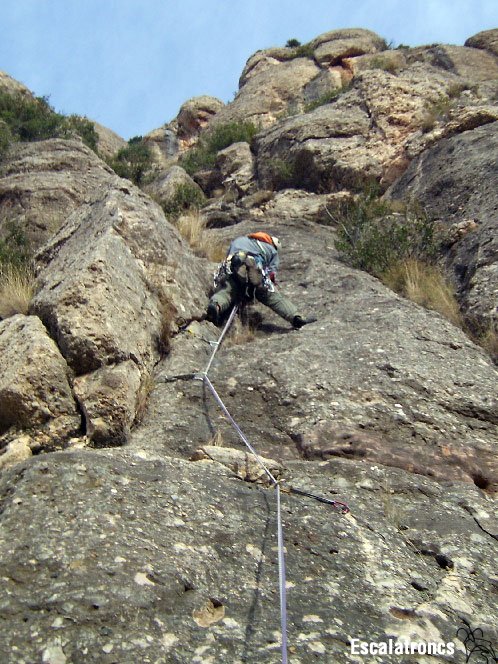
[283,485,350,514]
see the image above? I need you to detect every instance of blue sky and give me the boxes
[1,1,496,140]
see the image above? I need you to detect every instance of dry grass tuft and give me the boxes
[382,259,461,327]
[176,210,226,262]
[471,322,498,363]
[0,264,36,319]
[225,317,256,346]
[157,297,177,355]
[134,372,156,425]
[208,430,225,447]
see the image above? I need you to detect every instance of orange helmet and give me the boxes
[248,232,280,249]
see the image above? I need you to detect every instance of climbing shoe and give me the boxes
[245,255,263,287]
[207,302,221,325]
[292,315,317,329]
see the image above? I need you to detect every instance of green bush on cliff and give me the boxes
[181,121,258,175]
[334,188,439,277]
[334,189,464,327]
[0,92,98,152]
[161,182,206,219]
[0,122,13,158]
[107,136,154,185]
[0,220,31,269]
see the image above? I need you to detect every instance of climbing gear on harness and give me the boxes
[292,314,318,329]
[213,252,274,297]
[245,255,263,286]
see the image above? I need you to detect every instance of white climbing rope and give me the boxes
[202,303,239,376]
[197,306,289,663]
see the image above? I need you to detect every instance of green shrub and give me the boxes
[0,91,99,152]
[0,220,31,269]
[64,115,99,151]
[304,88,343,113]
[161,182,206,219]
[369,56,400,74]
[286,39,301,48]
[334,190,439,277]
[293,44,315,58]
[281,42,315,60]
[267,151,321,192]
[108,136,154,185]
[181,121,258,175]
[267,158,296,189]
[0,122,12,158]
[0,94,59,141]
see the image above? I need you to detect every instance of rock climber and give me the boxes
[206,231,316,329]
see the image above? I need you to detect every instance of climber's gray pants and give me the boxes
[210,277,298,323]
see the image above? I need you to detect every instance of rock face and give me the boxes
[145,96,225,168]
[465,28,498,57]
[0,26,497,664]
[143,165,204,210]
[386,121,498,329]
[0,139,118,251]
[0,446,495,662]
[29,185,207,445]
[93,121,127,159]
[215,57,321,128]
[0,315,80,448]
[254,64,497,192]
[136,219,497,492]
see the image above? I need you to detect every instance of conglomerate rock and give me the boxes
[254,64,496,193]
[0,448,495,663]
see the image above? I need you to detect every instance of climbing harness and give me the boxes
[191,305,349,662]
[213,253,276,296]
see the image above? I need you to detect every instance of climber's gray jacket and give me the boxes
[227,236,279,274]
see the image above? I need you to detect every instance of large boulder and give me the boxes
[310,28,387,66]
[214,141,256,196]
[407,43,498,81]
[0,139,118,251]
[465,28,498,58]
[144,96,225,168]
[0,315,80,458]
[386,121,498,330]
[213,57,321,129]
[30,185,208,444]
[143,165,204,211]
